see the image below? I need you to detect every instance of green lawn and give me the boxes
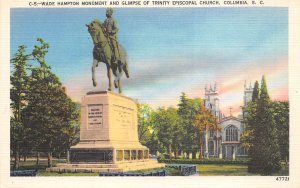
[197,164,254,176]
[197,164,289,176]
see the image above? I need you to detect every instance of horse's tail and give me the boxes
[119,45,129,78]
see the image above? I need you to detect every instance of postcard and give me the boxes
[1,0,300,187]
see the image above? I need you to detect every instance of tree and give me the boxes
[10,45,31,169]
[249,75,281,175]
[241,81,259,155]
[152,107,183,159]
[137,103,153,144]
[22,38,79,167]
[178,93,198,159]
[272,101,289,162]
[194,99,217,159]
[252,81,260,102]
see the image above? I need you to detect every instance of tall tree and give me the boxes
[137,103,153,144]
[249,75,281,175]
[194,99,217,159]
[22,38,79,167]
[152,107,183,158]
[272,101,289,162]
[241,80,259,156]
[10,45,31,169]
[178,93,198,159]
[252,81,260,102]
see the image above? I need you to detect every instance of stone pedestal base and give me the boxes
[47,160,165,173]
[47,91,165,173]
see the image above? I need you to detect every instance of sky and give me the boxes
[10,8,288,116]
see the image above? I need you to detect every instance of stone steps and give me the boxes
[56,163,119,168]
[47,161,165,173]
[48,167,123,173]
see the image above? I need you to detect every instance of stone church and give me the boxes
[202,82,253,159]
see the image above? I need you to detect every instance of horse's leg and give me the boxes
[92,59,98,87]
[123,62,130,78]
[118,78,122,94]
[106,63,112,91]
[114,79,118,88]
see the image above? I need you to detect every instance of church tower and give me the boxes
[204,82,222,158]
[243,81,253,108]
[205,82,221,119]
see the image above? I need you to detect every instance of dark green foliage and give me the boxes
[152,107,183,158]
[252,81,259,102]
[178,94,199,158]
[11,38,79,168]
[272,101,289,161]
[10,45,31,169]
[158,158,249,165]
[248,76,281,175]
[22,38,79,167]
[178,93,206,159]
[140,93,217,160]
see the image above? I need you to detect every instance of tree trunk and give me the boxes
[168,144,172,159]
[199,141,203,160]
[174,148,178,159]
[186,151,190,159]
[67,150,70,164]
[47,151,52,167]
[13,151,20,170]
[192,151,196,159]
[23,155,27,162]
[36,151,40,166]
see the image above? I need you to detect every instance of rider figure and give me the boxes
[104,8,120,62]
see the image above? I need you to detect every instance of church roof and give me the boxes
[219,115,242,123]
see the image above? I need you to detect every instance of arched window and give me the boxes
[209,129,214,138]
[225,125,238,141]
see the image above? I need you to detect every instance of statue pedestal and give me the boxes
[47,91,164,173]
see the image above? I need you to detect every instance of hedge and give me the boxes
[158,158,249,165]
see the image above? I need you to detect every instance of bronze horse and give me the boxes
[86,19,129,93]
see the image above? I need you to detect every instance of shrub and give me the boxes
[158,158,249,165]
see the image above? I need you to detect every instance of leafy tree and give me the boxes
[152,107,183,158]
[241,81,259,157]
[137,103,153,144]
[194,99,217,159]
[252,81,260,102]
[272,101,289,162]
[22,38,79,167]
[10,45,31,169]
[249,76,281,175]
[178,93,198,159]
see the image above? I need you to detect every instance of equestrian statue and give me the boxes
[86,8,129,93]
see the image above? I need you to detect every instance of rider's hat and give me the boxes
[106,8,113,15]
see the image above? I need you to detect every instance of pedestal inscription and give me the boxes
[88,104,103,129]
[113,104,133,128]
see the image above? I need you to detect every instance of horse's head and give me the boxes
[86,19,105,44]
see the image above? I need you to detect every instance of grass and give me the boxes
[197,164,289,176]
[10,159,63,170]
[197,164,255,176]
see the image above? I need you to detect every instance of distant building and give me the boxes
[202,81,253,159]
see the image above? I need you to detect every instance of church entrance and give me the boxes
[224,145,236,159]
